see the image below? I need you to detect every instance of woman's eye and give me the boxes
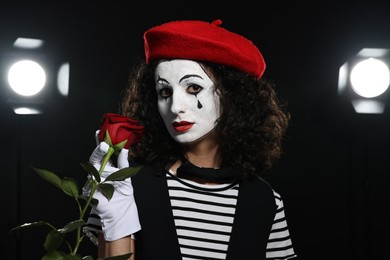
[187,84,203,95]
[159,88,172,98]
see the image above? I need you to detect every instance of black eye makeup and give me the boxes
[156,76,172,100]
[158,87,173,99]
[187,84,203,95]
[156,72,210,106]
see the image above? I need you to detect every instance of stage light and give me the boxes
[1,37,70,115]
[8,60,46,96]
[338,48,390,114]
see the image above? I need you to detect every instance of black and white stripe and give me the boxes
[167,174,297,260]
[167,174,239,260]
[266,191,297,259]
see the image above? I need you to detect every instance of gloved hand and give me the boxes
[83,131,141,242]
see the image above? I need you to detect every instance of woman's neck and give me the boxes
[171,133,221,174]
[186,130,221,167]
[185,146,220,168]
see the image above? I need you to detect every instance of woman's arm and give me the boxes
[98,233,135,260]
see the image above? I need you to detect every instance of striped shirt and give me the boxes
[167,173,297,260]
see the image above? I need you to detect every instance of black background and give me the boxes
[1,1,390,259]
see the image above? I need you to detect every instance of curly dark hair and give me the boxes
[119,59,290,179]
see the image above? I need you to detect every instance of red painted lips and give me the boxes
[172,121,194,132]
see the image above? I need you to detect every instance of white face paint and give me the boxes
[155,59,221,144]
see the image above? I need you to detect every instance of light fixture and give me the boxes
[8,59,46,96]
[338,48,390,114]
[1,37,70,115]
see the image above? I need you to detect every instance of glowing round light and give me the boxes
[350,58,390,98]
[8,60,46,96]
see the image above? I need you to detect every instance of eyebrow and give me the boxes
[179,74,203,83]
[156,76,168,85]
[156,74,204,85]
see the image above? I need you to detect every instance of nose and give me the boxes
[170,89,186,114]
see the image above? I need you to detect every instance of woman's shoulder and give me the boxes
[241,175,275,192]
[239,175,281,206]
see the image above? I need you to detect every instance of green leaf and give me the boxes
[90,197,99,207]
[77,194,99,207]
[79,162,100,183]
[105,253,132,260]
[79,194,99,207]
[82,178,93,193]
[76,194,88,201]
[32,167,62,190]
[10,220,50,233]
[44,229,64,251]
[105,166,142,182]
[113,139,127,151]
[61,177,79,198]
[41,250,65,260]
[98,183,114,201]
[104,130,113,146]
[58,219,86,234]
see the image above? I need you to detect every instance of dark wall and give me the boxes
[1,2,390,260]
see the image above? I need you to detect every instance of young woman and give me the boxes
[84,19,297,260]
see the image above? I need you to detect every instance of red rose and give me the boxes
[98,113,144,149]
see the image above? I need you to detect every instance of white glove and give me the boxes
[84,134,141,241]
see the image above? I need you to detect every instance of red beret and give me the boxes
[143,19,266,79]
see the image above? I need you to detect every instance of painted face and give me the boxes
[155,59,221,144]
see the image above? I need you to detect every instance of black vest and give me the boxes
[132,165,277,260]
